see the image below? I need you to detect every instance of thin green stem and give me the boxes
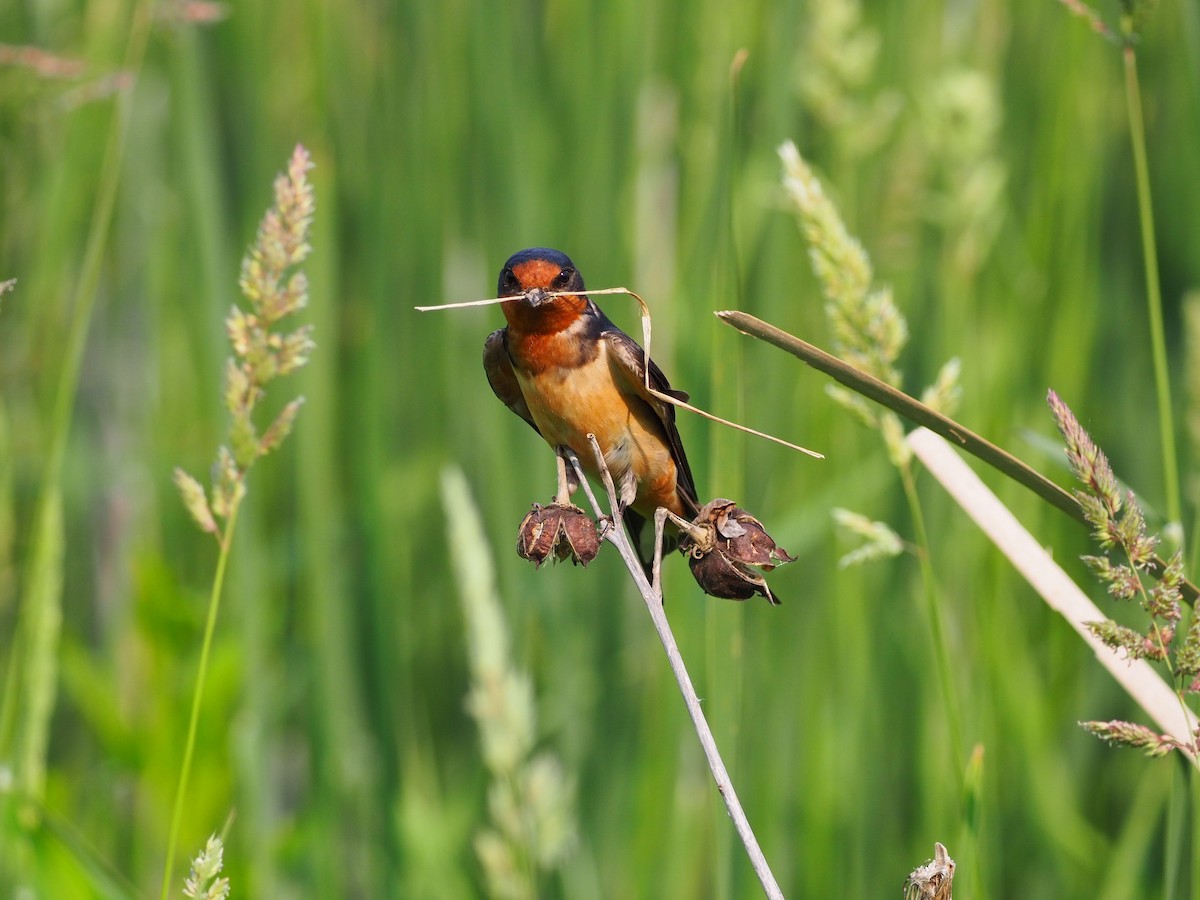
[1189,502,1200,579]
[900,450,985,896]
[46,4,150,486]
[160,501,241,900]
[1,0,153,806]
[898,459,965,772]
[1124,43,1182,536]
[1166,762,1183,900]
[0,630,20,754]
[1192,769,1200,899]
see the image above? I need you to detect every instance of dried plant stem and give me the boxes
[716,309,1199,605]
[417,288,821,457]
[904,841,956,900]
[1123,42,1181,534]
[565,438,784,900]
[717,310,1075,511]
[160,502,242,900]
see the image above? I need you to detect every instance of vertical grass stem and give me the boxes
[898,464,966,774]
[3,0,153,819]
[1123,43,1182,535]
[160,502,240,900]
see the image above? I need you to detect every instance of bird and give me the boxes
[483,247,700,567]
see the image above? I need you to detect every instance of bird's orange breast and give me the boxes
[511,335,686,518]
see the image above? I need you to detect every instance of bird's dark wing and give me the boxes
[600,327,700,516]
[483,328,539,434]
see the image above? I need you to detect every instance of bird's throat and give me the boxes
[501,294,588,336]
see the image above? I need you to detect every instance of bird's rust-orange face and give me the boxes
[500,258,589,338]
[508,258,564,292]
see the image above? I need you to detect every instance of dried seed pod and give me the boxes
[703,499,797,570]
[689,545,776,602]
[685,499,795,605]
[558,505,601,565]
[516,503,600,568]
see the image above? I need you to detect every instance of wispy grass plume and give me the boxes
[441,467,577,900]
[183,835,230,900]
[1048,390,1198,758]
[796,0,900,160]
[779,140,960,464]
[779,141,904,387]
[162,145,316,900]
[173,145,316,541]
[920,69,1007,284]
[832,507,905,569]
[779,137,960,521]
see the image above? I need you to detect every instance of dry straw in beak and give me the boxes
[417,286,824,459]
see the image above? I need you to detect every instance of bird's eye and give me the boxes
[501,268,518,291]
[553,267,573,288]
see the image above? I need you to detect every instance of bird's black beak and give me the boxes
[523,287,552,307]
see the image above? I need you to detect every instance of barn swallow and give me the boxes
[483,248,700,566]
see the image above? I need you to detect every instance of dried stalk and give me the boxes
[903,842,955,900]
[716,308,1198,605]
[564,437,784,900]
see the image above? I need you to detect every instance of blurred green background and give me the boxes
[3,0,1200,896]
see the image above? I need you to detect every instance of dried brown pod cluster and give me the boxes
[516,503,600,568]
[684,499,796,605]
[512,492,795,606]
